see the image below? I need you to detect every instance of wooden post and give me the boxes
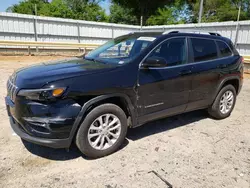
[234,4,241,47]
[77,22,81,53]
[28,46,31,55]
[112,26,114,39]
[140,16,143,31]
[198,0,204,23]
[34,4,38,53]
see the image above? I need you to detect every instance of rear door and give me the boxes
[186,37,231,111]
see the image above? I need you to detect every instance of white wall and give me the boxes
[0,12,140,45]
[0,12,250,55]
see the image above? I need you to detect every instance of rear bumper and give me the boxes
[9,116,71,148]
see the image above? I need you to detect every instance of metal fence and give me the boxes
[0,12,139,45]
[0,12,250,55]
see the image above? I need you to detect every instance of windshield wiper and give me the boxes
[85,57,107,64]
[85,57,95,62]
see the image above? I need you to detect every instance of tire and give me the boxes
[76,103,128,158]
[208,84,236,119]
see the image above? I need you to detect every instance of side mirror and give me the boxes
[142,56,167,68]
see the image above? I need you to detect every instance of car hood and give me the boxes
[12,58,117,89]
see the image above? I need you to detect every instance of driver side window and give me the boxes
[148,37,187,67]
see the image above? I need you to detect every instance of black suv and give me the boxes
[6,31,243,158]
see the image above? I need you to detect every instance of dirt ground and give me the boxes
[0,56,250,188]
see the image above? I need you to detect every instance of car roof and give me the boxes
[128,31,231,43]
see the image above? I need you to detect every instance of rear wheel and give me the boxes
[76,103,127,158]
[208,84,236,119]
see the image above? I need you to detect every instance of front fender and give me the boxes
[67,93,136,144]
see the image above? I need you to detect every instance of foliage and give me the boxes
[8,0,108,22]
[109,2,137,24]
[7,0,250,25]
[111,0,174,25]
[39,0,72,18]
[7,0,48,15]
[64,0,108,21]
[191,0,250,22]
[146,1,192,25]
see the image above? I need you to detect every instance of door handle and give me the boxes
[179,70,192,75]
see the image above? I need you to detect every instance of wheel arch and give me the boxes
[68,94,136,144]
[217,76,240,95]
[211,76,240,106]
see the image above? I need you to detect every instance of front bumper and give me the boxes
[9,116,71,148]
[5,96,82,148]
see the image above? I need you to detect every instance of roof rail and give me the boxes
[163,30,221,36]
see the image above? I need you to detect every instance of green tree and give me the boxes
[7,0,48,15]
[39,0,72,18]
[112,0,174,25]
[191,0,250,22]
[7,0,108,22]
[147,1,192,25]
[109,2,137,24]
[64,0,108,21]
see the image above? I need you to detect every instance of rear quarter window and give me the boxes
[217,40,232,57]
[190,38,218,62]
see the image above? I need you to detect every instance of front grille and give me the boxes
[7,77,18,101]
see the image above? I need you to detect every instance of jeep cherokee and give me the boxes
[6,31,244,158]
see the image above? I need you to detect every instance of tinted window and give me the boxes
[191,38,218,62]
[217,41,232,57]
[148,37,187,67]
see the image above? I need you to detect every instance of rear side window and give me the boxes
[190,38,218,62]
[217,41,232,57]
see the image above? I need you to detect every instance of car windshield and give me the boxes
[85,35,157,65]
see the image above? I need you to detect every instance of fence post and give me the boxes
[77,22,81,52]
[111,26,114,39]
[28,46,31,55]
[234,22,240,47]
[33,16,38,53]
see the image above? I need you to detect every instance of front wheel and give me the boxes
[76,103,128,158]
[208,84,236,119]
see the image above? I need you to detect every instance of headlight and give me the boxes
[18,87,66,101]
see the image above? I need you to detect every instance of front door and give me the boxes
[137,37,193,124]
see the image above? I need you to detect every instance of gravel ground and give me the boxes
[0,56,249,188]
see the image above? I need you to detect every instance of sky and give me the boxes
[0,0,19,12]
[0,0,111,13]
